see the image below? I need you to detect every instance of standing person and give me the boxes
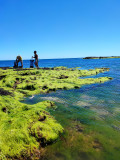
[32,51,39,68]
[15,55,23,68]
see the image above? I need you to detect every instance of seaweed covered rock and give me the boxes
[0,67,112,98]
[0,96,63,159]
[0,88,13,96]
[0,66,113,159]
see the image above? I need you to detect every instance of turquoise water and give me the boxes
[18,58,120,159]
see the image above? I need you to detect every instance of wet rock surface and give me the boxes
[38,115,46,121]
[0,88,12,95]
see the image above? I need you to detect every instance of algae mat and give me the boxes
[0,67,112,159]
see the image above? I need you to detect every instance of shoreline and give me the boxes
[83,56,120,59]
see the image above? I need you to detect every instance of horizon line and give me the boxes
[0,56,119,61]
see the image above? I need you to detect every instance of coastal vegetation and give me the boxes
[0,67,112,159]
[83,56,120,59]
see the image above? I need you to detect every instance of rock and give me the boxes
[58,75,69,79]
[83,56,120,59]
[38,115,46,121]
[75,124,84,132]
[0,88,12,96]
[2,107,7,113]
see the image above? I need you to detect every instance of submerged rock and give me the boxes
[74,124,84,132]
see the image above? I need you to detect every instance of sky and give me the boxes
[0,0,120,60]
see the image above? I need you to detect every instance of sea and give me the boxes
[0,58,120,160]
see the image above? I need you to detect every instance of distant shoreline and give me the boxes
[0,56,120,61]
[83,56,120,59]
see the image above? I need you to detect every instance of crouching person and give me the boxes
[14,55,23,68]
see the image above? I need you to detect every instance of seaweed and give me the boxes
[0,67,112,159]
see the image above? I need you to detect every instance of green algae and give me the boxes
[43,99,120,160]
[0,67,111,98]
[0,96,63,159]
[0,67,112,159]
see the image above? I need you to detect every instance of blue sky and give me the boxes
[0,0,120,60]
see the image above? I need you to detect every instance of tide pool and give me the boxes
[22,58,120,160]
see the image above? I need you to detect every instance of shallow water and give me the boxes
[2,58,120,160]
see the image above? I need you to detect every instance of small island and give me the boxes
[0,67,112,159]
[83,56,120,59]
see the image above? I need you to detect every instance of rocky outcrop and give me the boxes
[83,56,120,59]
